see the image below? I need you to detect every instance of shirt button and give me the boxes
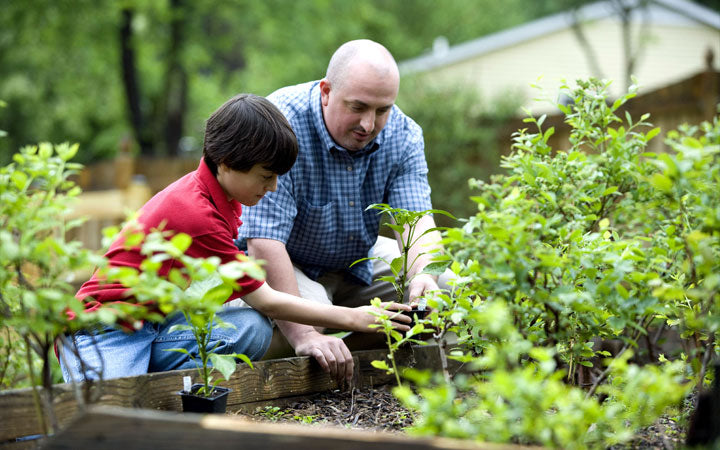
[347,166,353,171]
[349,235,354,241]
[349,201,355,207]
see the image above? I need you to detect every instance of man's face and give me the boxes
[216,163,277,206]
[320,65,399,151]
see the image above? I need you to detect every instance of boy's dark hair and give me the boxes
[203,94,298,176]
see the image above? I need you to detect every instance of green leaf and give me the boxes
[645,127,661,142]
[167,324,192,334]
[204,284,233,306]
[602,186,618,196]
[387,224,404,234]
[163,348,192,356]
[170,233,192,253]
[649,174,673,193]
[390,257,404,276]
[233,353,254,369]
[543,126,555,143]
[371,360,390,371]
[209,353,237,381]
[616,283,629,299]
[422,260,451,276]
[10,171,28,190]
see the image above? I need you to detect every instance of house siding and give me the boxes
[408,19,720,113]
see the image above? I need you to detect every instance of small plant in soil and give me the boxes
[352,204,454,384]
[352,203,454,304]
[105,228,263,398]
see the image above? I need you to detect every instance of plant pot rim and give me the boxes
[179,383,232,400]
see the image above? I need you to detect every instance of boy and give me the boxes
[60,94,410,383]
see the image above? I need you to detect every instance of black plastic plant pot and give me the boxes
[403,308,428,327]
[179,384,232,414]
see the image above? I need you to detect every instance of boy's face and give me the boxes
[216,163,277,206]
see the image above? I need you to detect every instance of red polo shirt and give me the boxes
[76,158,264,312]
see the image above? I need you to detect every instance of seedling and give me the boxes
[351,203,454,304]
[106,228,263,398]
[367,297,428,386]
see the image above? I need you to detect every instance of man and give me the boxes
[61,93,411,382]
[237,40,448,384]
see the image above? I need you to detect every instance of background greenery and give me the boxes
[2,0,718,219]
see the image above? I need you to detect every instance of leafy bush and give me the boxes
[0,143,146,434]
[395,300,689,449]
[383,79,718,447]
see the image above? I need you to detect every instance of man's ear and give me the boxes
[319,78,331,107]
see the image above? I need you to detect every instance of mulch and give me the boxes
[231,384,413,432]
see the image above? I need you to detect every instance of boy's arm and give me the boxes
[246,238,358,384]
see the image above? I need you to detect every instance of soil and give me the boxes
[230,385,689,449]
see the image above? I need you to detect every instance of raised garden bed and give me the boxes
[2,344,517,449]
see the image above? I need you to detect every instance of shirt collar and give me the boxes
[196,158,242,235]
[310,82,383,158]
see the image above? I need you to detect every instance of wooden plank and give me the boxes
[0,344,453,442]
[44,405,533,450]
[65,190,128,221]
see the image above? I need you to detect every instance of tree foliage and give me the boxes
[0,0,578,166]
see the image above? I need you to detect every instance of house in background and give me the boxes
[399,0,720,115]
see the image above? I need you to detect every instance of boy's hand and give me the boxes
[358,302,412,332]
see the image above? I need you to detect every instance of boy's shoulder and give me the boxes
[138,172,220,236]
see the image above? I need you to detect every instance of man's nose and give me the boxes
[360,112,375,133]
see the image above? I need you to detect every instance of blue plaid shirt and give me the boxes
[237,81,432,285]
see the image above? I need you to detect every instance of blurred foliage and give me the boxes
[398,79,522,222]
[0,0,574,166]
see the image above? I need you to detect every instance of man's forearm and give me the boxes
[275,319,323,348]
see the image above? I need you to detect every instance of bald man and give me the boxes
[236,40,446,383]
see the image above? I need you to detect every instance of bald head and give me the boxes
[326,39,400,91]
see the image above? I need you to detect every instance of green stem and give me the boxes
[23,336,49,436]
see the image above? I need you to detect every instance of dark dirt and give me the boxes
[230,385,690,449]
[231,384,413,432]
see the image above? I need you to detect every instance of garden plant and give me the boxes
[103,225,263,399]
[0,143,151,435]
[353,204,454,384]
[372,78,718,448]
[351,203,454,305]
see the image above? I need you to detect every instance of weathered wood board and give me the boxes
[42,405,532,450]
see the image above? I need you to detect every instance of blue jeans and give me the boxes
[59,307,272,382]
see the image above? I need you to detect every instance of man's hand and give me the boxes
[292,329,354,385]
[407,272,439,302]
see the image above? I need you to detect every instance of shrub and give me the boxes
[385,78,718,447]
